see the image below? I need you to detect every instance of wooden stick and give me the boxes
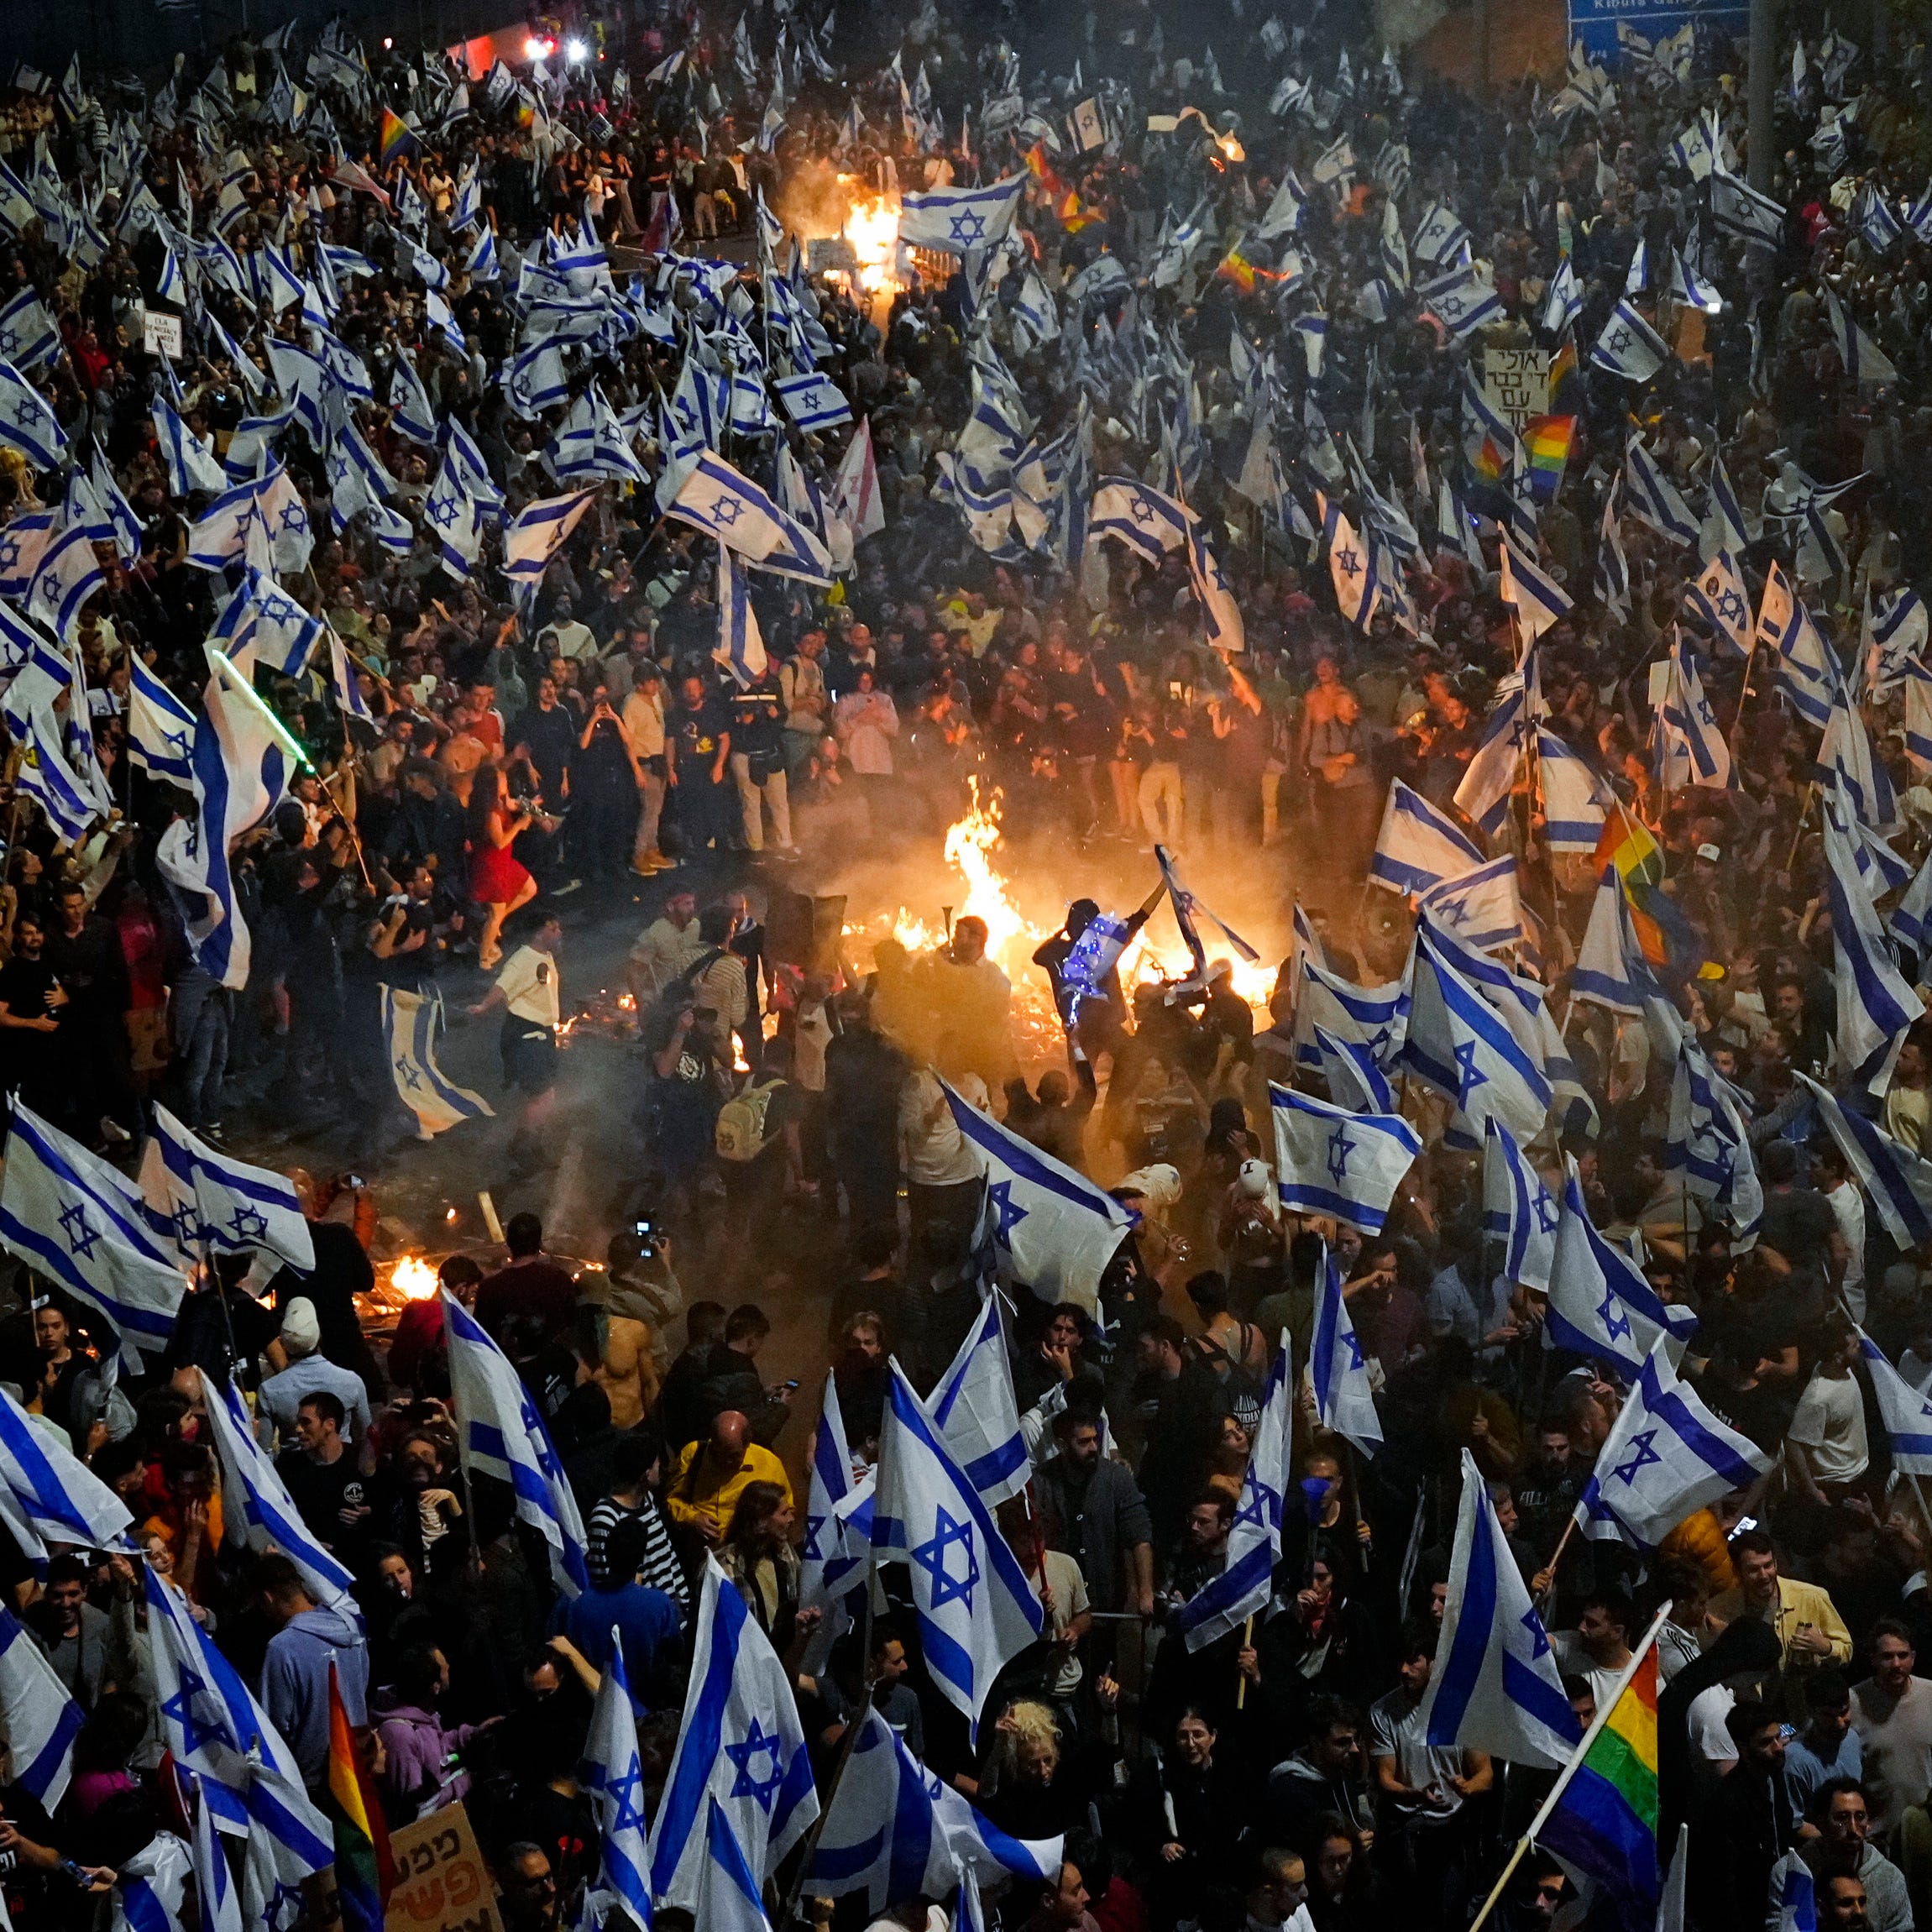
[1236,1612,1254,1709]
[1536,1516,1577,1604]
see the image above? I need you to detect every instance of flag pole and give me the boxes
[438,1288,486,1579]
[1464,1599,1673,1932]
[1236,1613,1254,1709]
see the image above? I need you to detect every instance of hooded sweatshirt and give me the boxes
[372,1695,483,1819]
[261,1602,370,1788]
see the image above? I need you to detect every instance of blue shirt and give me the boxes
[550,1581,683,1705]
[260,1605,370,1789]
[1785,1725,1862,1809]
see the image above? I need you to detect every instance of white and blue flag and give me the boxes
[0,1102,186,1367]
[1417,856,1526,954]
[503,488,599,592]
[581,1633,655,1932]
[138,1102,312,1270]
[941,1082,1132,1315]
[1401,925,1552,1147]
[1572,868,1653,1016]
[694,1797,771,1932]
[381,988,493,1139]
[1087,476,1192,562]
[1624,438,1699,547]
[647,1555,819,1908]
[873,1361,1044,1718]
[897,176,1024,253]
[1483,1118,1558,1294]
[1537,730,1610,851]
[126,657,196,786]
[1855,1327,1932,1474]
[774,370,853,433]
[1544,1165,1698,1379]
[1770,1854,1819,1932]
[1177,1336,1290,1650]
[1575,1342,1772,1549]
[195,1369,357,1612]
[807,1704,1062,1907]
[1454,677,1532,838]
[151,396,225,495]
[0,289,56,374]
[1666,1039,1762,1249]
[1589,300,1668,382]
[1796,1072,1932,1249]
[800,1371,871,1653]
[0,1605,81,1804]
[89,452,142,561]
[1370,778,1486,896]
[0,1380,134,1555]
[1757,562,1840,728]
[668,452,834,584]
[1686,550,1753,656]
[1270,1082,1422,1235]
[1823,804,1923,1082]
[1291,959,1408,1075]
[715,544,767,685]
[445,1291,589,1597]
[1499,535,1572,641]
[925,1295,1029,1507]
[1312,1023,1395,1113]
[1655,637,1732,789]
[1312,1246,1382,1454]
[1418,1450,1579,1769]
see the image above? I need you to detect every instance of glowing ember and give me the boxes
[841,183,902,295]
[617,992,636,1012]
[1216,131,1246,164]
[388,1255,438,1301]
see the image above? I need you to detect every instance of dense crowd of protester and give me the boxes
[9,6,1932,1932]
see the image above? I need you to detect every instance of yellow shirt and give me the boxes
[666,1440,793,1541]
[1709,1574,1852,1668]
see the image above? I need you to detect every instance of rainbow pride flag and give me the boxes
[1537,1647,1659,1931]
[379,108,416,167]
[1591,804,1685,968]
[325,1658,393,1932]
[1521,414,1575,503]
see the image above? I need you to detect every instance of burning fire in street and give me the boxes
[841,186,901,294]
[864,785,1281,1063]
[388,1254,439,1301]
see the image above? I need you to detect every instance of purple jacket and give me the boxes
[371,1696,482,1819]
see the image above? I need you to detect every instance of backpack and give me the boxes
[715,1077,784,1162]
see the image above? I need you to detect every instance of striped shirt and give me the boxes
[585,1492,689,1610]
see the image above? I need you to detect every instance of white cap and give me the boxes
[280,1298,320,1357]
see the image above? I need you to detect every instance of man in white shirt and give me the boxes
[468,915,564,1172]
[537,594,599,664]
[1816,1140,1867,1322]
[1789,1322,1871,1501]
[627,887,705,1013]
[620,666,671,874]
[259,1299,373,1447]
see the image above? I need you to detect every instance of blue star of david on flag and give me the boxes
[948,209,987,243]
[601,1760,647,1834]
[226,1204,269,1244]
[1326,1127,1356,1183]
[725,1716,787,1809]
[1596,1289,1633,1343]
[1610,1427,1662,1485]
[911,1505,980,1613]
[58,1201,99,1261]
[986,1179,1028,1246]
[1453,1039,1489,1092]
[160,1666,227,1758]
[1521,1606,1552,1658]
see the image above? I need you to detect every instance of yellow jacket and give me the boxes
[666,1440,793,1542]
[1709,1574,1853,1668]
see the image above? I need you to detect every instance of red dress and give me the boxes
[469,805,531,904]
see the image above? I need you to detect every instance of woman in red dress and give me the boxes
[468,760,537,971]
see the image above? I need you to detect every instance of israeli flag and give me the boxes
[502,488,599,596]
[1822,807,1923,1081]
[1370,778,1486,896]
[445,1291,589,1597]
[0,1381,134,1555]
[1572,868,1652,1015]
[1670,246,1721,314]
[117,1830,193,1932]
[1825,289,1898,388]
[381,987,492,1139]
[388,350,438,445]
[329,626,373,727]
[1625,438,1699,546]
[1455,678,1531,838]
[1418,1450,1580,1769]
[1854,1327,1932,1474]
[774,370,853,433]
[425,458,485,578]
[873,1361,1044,1719]
[151,396,225,495]
[1401,924,1552,1149]
[1484,1118,1558,1293]
[1412,201,1471,264]
[0,288,56,373]
[138,1102,312,1270]
[667,451,834,584]
[694,1797,773,1932]
[1087,476,1192,562]
[1665,1040,1761,1246]
[1423,267,1504,338]
[89,452,142,562]
[195,1369,357,1610]
[192,1761,244,1932]
[1270,1082,1422,1235]
[648,1556,819,1908]
[801,1372,868,1631]
[1575,1342,1772,1550]
[1655,638,1731,789]
[1313,1246,1382,1454]
[1711,170,1786,244]
[1820,700,1894,830]
[15,705,105,842]
[1589,299,1668,383]
[581,1634,655,1931]
[1291,958,1409,1073]
[143,1563,333,1861]
[1866,588,1928,699]
[897,175,1024,253]
[1771,1854,1819,1932]
[1176,1338,1290,1650]
[715,544,767,686]
[1796,1072,1932,1248]
[1322,495,1381,631]
[940,1082,1132,1315]
[809,1704,1062,1907]
[0,1103,186,1367]
[1757,562,1839,728]
[1542,255,1581,333]
[1545,1165,1698,1379]
[0,1605,81,1804]
[1537,730,1610,851]
[1312,1023,1395,1113]
[1596,493,1631,620]
[1686,550,1752,655]
[926,1295,1029,1506]
[1188,523,1244,655]
[1499,536,1572,641]
[1417,856,1526,954]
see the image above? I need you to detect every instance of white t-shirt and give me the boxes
[1790,1368,1870,1482]
[1550,1631,1633,1715]
[1369,1688,1469,1824]
[1827,1181,1867,1319]
[1687,1684,1737,1778]
[497,945,561,1029]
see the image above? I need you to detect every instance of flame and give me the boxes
[942,778,1028,961]
[388,1255,438,1302]
[840,181,902,295]
[1216,131,1246,165]
[617,992,636,1012]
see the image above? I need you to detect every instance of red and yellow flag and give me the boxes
[324,1659,393,1932]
